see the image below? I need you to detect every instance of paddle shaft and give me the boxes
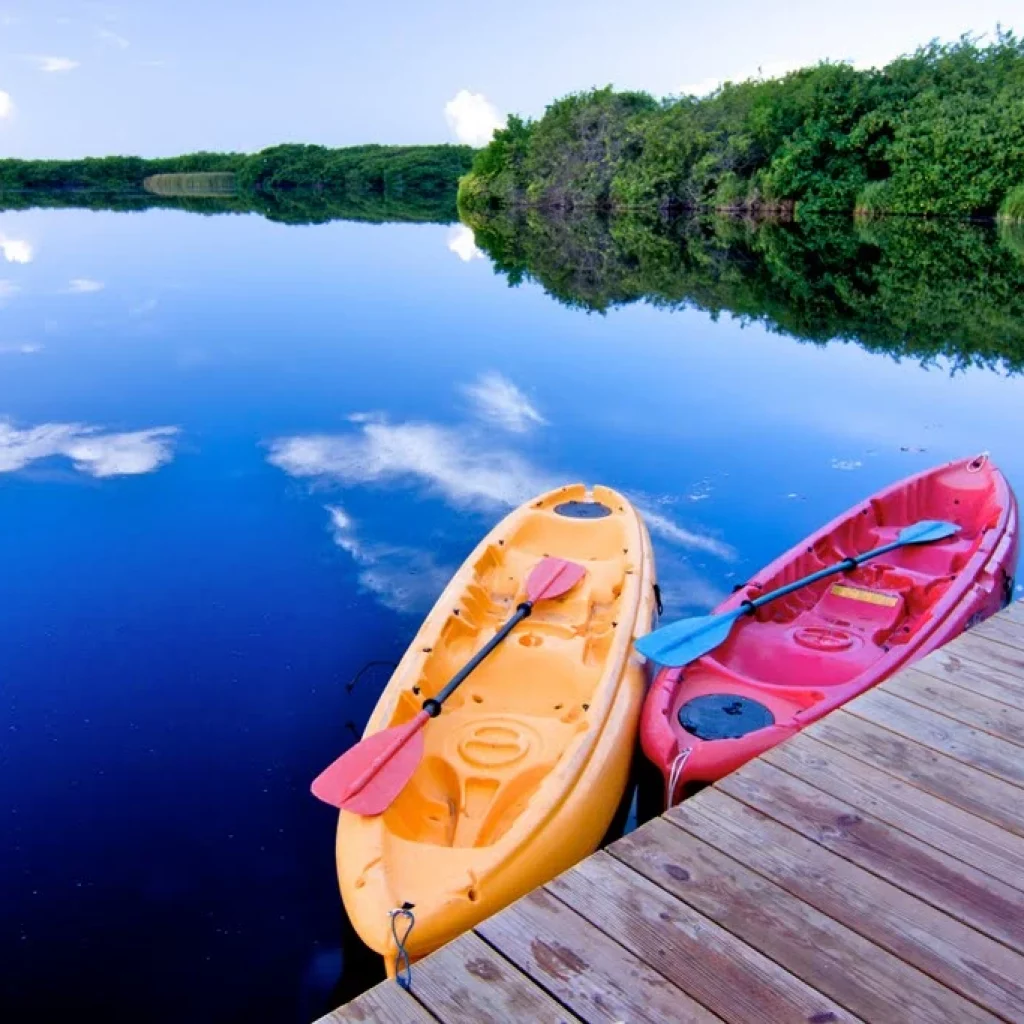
[423,602,533,716]
[740,536,910,617]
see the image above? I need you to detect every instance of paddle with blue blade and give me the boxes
[311,556,586,815]
[635,519,959,668]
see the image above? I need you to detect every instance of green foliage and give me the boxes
[463,32,1024,218]
[0,144,474,209]
[0,152,244,191]
[232,143,473,197]
[1000,184,1024,222]
[463,208,1024,371]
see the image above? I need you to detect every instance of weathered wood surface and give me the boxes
[320,603,1024,1024]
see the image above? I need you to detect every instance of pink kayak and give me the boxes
[640,454,1019,805]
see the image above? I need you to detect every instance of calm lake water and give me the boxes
[2,204,1023,1022]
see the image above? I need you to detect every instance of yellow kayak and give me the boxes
[335,483,656,973]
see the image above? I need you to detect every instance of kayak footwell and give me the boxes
[324,599,1024,1024]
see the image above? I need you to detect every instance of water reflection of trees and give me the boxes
[0,188,458,226]
[465,210,1024,372]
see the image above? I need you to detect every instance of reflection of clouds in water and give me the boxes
[447,225,484,262]
[0,342,41,354]
[269,418,556,510]
[0,419,178,477]
[67,278,104,294]
[0,236,33,263]
[327,505,452,614]
[642,509,734,561]
[464,372,546,433]
[270,400,733,561]
[0,280,21,303]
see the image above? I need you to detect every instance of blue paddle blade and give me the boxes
[897,520,960,544]
[634,608,743,668]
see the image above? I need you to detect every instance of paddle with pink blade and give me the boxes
[311,556,586,815]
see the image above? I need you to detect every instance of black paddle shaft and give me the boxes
[422,602,533,716]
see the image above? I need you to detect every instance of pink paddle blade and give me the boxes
[311,710,428,815]
[526,557,586,603]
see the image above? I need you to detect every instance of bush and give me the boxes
[465,31,1024,218]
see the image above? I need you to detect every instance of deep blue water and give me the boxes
[2,207,1024,1022]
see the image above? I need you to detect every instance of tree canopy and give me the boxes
[459,32,1024,218]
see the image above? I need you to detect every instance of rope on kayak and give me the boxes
[653,583,664,618]
[389,903,416,990]
[665,746,692,809]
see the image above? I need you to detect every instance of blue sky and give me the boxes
[1,0,1021,158]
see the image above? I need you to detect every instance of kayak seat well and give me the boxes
[374,491,637,851]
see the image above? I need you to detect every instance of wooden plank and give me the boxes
[971,616,1024,653]
[409,931,580,1023]
[668,791,1024,1020]
[914,646,1024,711]
[882,667,1024,746]
[946,630,1024,681]
[718,757,1024,953]
[764,733,1024,891]
[546,849,858,1024]
[805,711,1024,837]
[847,689,1024,788]
[998,600,1024,625]
[476,887,720,1024]
[315,982,437,1024]
[609,816,990,1023]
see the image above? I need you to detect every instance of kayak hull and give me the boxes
[641,454,1018,805]
[335,484,656,971]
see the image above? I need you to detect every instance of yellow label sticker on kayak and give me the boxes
[830,584,899,607]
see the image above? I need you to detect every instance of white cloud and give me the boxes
[0,342,42,354]
[680,59,807,97]
[0,420,178,477]
[447,224,483,262]
[0,280,21,303]
[444,89,504,147]
[269,418,554,510]
[33,55,80,73]
[97,28,129,49]
[831,458,863,471]
[1,236,33,264]
[0,91,14,119]
[67,278,104,294]
[464,372,546,434]
[326,505,452,613]
[129,297,158,316]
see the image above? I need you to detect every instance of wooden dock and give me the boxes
[320,601,1024,1023]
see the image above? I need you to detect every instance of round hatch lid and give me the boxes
[554,500,612,519]
[678,694,775,740]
